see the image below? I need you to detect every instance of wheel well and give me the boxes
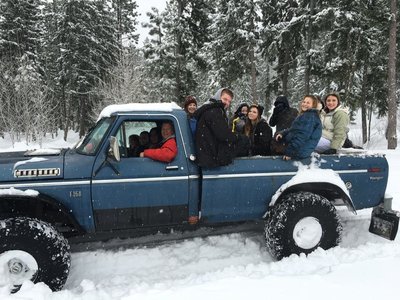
[274,182,356,213]
[0,194,84,237]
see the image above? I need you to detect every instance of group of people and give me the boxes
[141,87,354,167]
[128,127,161,157]
[189,89,354,167]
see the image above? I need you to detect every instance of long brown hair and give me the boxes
[244,104,261,136]
[323,93,340,113]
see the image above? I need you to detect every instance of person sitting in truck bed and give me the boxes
[244,104,272,156]
[274,95,322,160]
[140,121,177,163]
[194,87,241,168]
[315,93,350,154]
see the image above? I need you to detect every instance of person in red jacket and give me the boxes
[140,121,177,163]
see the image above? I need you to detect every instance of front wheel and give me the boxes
[265,191,342,260]
[0,217,71,292]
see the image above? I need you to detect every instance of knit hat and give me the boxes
[184,96,197,113]
[234,103,249,117]
[273,95,290,108]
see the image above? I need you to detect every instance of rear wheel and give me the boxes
[0,217,71,292]
[265,191,342,260]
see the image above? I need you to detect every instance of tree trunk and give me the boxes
[368,103,373,142]
[62,84,69,141]
[250,45,257,103]
[304,0,315,94]
[387,0,397,149]
[175,0,184,105]
[361,62,368,144]
[281,47,290,95]
[79,95,86,138]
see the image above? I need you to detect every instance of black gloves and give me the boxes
[323,148,337,155]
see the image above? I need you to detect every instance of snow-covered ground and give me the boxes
[1,113,400,300]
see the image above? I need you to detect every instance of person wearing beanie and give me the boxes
[244,104,272,156]
[315,93,350,154]
[183,95,198,137]
[184,96,197,115]
[269,95,298,132]
[230,102,249,133]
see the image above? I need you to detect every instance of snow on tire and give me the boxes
[0,217,71,292]
[264,191,342,260]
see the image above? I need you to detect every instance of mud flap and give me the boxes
[369,207,399,240]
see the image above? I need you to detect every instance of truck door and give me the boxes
[91,116,189,231]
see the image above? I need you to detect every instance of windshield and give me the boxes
[76,117,115,155]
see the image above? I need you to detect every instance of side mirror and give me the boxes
[108,136,121,162]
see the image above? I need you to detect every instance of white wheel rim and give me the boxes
[292,217,323,250]
[0,250,38,288]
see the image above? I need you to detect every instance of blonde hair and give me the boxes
[299,95,319,114]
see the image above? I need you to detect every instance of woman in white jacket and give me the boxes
[315,93,350,154]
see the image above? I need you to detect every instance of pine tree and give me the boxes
[387,0,397,149]
[0,0,43,63]
[111,0,139,48]
[54,0,120,137]
[259,0,304,97]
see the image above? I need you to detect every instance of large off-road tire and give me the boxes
[0,217,71,292]
[265,191,342,260]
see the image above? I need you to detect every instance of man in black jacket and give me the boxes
[194,88,239,168]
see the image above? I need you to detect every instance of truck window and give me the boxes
[116,120,161,158]
[75,117,114,155]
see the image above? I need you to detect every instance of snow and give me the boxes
[0,112,400,299]
[0,187,39,197]
[13,157,47,169]
[24,149,61,156]
[269,156,350,206]
[98,102,182,120]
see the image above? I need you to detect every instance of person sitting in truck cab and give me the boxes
[138,131,150,152]
[140,121,177,163]
[148,127,161,149]
[127,134,141,157]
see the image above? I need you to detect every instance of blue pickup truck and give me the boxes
[0,103,398,292]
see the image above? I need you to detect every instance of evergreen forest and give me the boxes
[0,0,398,147]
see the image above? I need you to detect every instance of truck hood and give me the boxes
[0,148,66,182]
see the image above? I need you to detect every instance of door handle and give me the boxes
[166,166,179,171]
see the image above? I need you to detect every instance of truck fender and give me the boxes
[0,193,84,235]
[268,182,356,214]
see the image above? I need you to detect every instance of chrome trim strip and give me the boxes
[92,176,189,184]
[336,170,368,174]
[204,172,297,179]
[203,169,368,179]
[0,180,91,189]
[0,169,369,189]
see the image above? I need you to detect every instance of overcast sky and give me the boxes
[136,0,167,46]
